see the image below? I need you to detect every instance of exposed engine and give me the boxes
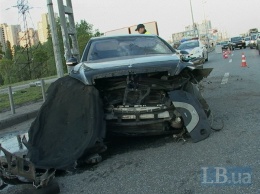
[95,71,189,135]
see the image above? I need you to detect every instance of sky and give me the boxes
[0,0,260,41]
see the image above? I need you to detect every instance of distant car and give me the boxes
[244,37,251,47]
[217,41,235,50]
[230,36,246,49]
[177,40,208,62]
[29,81,42,87]
[256,34,260,55]
[249,34,258,49]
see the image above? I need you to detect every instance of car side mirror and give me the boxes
[66,57,78,67]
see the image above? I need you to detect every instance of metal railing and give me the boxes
[6,79,46,115]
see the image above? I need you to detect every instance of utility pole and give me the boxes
[57,0,80,73]
[189,0,196,37]
[189,0,200,39]
[202,0,209,46]
[65,0,80,62]
[57,0,71,65]
[47,0,64,78]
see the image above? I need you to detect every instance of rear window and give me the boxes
[231,37,242,42]
[177,41,199,50]
[220,41,228,45]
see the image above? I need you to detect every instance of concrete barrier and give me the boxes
[0,110,38,130]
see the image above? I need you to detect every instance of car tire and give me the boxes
[240,47,242,49]
[27,75,106,169]
[205,53,208,62]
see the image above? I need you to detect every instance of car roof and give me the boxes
[90,34,158,41]
[181,40,199,44]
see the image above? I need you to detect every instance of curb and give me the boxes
[0,110,38,130]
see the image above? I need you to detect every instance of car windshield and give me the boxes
[231,37,242,41]
[245,37,251,41]
[85,36,174,61]
[220,41,229,45]
[177,41,199,50]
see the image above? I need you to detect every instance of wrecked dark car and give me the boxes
[0,34,213,192]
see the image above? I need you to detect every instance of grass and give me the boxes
[0,84,50,112]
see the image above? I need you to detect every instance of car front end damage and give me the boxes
[0,144,56,189]
[69,57,213,142]
[0,36,213,192]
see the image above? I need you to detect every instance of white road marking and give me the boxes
[221,72,230,85]
[229,59,232,63]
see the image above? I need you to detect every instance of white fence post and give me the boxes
[8,86,15,114]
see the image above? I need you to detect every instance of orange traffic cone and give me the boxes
[241,53,247,67]
[223,51,228,59]
[227,47,231,55]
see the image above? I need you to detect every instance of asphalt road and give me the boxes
[1,48,260,194]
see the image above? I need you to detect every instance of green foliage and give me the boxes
[0,19,102,86]
[4,41,13,60]
[0,58,16,84]
[31,46,48,79]
[0,42,4,60]
[76,20,103,56]
[13,46,32,81]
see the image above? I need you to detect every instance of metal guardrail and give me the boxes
[7,79,46,115]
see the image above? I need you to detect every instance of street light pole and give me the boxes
[189,0,196,37]
[202,0,209,46]
[47,0,64,78]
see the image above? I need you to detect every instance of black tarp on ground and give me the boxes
[26,76,106,169]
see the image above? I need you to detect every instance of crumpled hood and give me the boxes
[183,48,194,54]
[70,54,184,85]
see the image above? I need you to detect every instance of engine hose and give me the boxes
[209,111,224,131]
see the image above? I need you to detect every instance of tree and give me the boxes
[12,44,33,81]
[0,42,4,60]
[31,47,48,78]
[76,20,103,56]
[4,41,13,60]
[0,58,16,84]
